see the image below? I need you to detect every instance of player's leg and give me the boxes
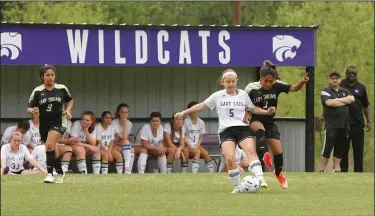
[187,146,201,173]
[181,147,189,173]
[133,145,148,174]
[148,148,167,174]
[71,145,87,174]
[197,146,215,172]
[21,169,43,175]
[100,149,109,174]
[84,146,101,174]
[250,121,272,168]
[111,145,124,174]
[43,129,63,183]
[221,140,242,193]
[166,146,176,173]
[57,145,72,175]
[320,128,335,172]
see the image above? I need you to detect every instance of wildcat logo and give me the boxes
[1,32,22,60]
[272,35,301,62]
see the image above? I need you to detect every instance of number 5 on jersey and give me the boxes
[46,104,52,112]
[229,109,234,117]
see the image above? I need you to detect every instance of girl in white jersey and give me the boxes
[175,69,276,193]
[29,112,42,147]
[184,101,215,173]
[96,111,115,174]
[112,103,134,174]
[134,112,167,174]
[1,132,47,175]
[164,113,189,173]
[70,111,99,174]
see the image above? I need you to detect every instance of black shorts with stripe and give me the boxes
[40,119,67,143]
[250,119,280,140]
[219,126,255,147]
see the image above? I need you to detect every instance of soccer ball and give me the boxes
[241,175,261,193]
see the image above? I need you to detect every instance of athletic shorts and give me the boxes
[218,126,254,147]
[3,167,23,175]
[40,120,67,142]
[321,128,348,159]
[250,119,280,140]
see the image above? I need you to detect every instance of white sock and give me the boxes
[158,156,167,173]
[61,161,69,173]
[192,160,200,173]
[205,160,215,173]
[77,159,87,174]
[116,162,123,174]
[129,152,135,172]
[181,163,188,173]
[228,168,241,186]
[248,160,264,181]
[137,153,148,174]
[122,144,132,169]
[101,163,108,174]
[167,163,173,173]
[92,160,101,174]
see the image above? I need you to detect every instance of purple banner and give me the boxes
[0,24,316,66]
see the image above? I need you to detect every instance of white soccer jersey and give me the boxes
[204,89,254,133]
[96,123,115,150]
[183,117,205,147]
[1,144,32,172]
[28,120,41,147]
[111,118,133,142]
[244,80,287,94]
[163,123,185,144]
[61,120,73,139]
[135,124,164,146]
[1,126,32,146]
[31,145,47,170]
[70,120,97,143]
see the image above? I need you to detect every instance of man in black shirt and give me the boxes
[340,66,371,172]
[320,71,355,172]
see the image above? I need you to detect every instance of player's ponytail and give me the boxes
[262,60,281,80]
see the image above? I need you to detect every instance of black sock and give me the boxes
[46,151,55,175]
[54,157,63,175]
[255,129,266,142]
[255,129,267,154]
[273,153,283,176]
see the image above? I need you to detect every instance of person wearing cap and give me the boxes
[319,71,355,172]
[339,66,371,172]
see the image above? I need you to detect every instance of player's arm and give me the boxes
[1,146,6,175]
[195,134,204,149]
[164,131,176,149]
[141,139,160,151]
[249,106,275,115]
[25,150,46,174]
[86,131,96,146]
[27,88,39,114]
[175,103,209,118]
[290,73,309,92]
[336,91,355,104]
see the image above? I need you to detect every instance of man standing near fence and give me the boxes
[339,66,371,172]
[319,71,355,172]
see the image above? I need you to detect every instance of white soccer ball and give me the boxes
[241,175,261,193]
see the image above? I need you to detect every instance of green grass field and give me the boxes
[1,172,374,216]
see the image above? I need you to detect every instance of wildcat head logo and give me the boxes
[1,32,22,60]
[272,35,301,62]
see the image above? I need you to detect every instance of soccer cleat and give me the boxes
[332,169,340,173]
[319,169,327,172]
[56,174,63,184]
[44,173,54,184]
[230,185,247,194]
[260,179,268,189]
[62,172,66,179]
[263,152,273,168]
[274,171,288,189]
[124,167,131,174]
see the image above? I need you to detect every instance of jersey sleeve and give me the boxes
[321,89,332,103]
[199,119,206,134]
[180,126,185,138]
[203,92,219,110]
[163,123,171,134]
[1,127,12,143]
[361,85,370,108]
[140,125,149,141]
[0,145,6,159]
[22,131,32,145]
[70,121,80,138]
[62,85,73,103]
[95,125,101,141]
[276,82,292,94]
[28,88,39,108]
[127,121,133,135]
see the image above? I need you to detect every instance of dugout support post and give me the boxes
[305,66,315,172]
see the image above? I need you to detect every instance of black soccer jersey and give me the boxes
[28,84,72,124]
[248,82,291,124]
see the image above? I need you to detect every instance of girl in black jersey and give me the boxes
[246,61,308,189]
[27,65,73,184]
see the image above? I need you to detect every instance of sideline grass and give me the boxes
[1,172,374,216]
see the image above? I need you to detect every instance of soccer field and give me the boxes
[1,172,374,216]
